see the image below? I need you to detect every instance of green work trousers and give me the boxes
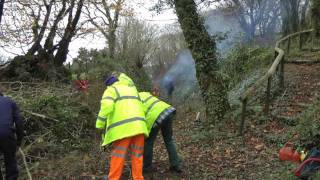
[143,113,180,170]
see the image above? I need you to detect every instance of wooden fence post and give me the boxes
[279,56,285,90]
[299,33,303,50]
[264,77,272,116]
[239,98,247,136]
[287,37,291,54]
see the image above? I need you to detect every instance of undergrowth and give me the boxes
[292,95,320,149]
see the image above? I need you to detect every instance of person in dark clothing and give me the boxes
[0,87,24,180]
[139,92,181,174]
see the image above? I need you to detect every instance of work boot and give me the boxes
[169,166,182,173]
[143,167,154,180]
[143,166,153,174]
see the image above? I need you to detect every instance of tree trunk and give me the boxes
[108,28,116,59]
[54,0,84,66]
[27,0,54,56]
[173,0,229,124]
[300,0,310,29]
[0,0,4,24]
[311,0,320,37]
[291,0,299,32]
[44,1,67,54]
[281,0,300,35]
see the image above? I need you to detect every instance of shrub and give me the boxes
[293,96,320,149]
[221,44,273,88]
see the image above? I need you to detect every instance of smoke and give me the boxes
[204,9,242,54]
[160,49,197,99]
[159,9,243,100]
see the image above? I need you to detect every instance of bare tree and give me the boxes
[54,0,84,66]
[281,0,300,35]
[85,0,132,58]
[2,0,85,64]
[220,0,281,40]
[0,0,86,80]
[116,18,159,90]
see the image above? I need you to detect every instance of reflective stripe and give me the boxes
[128,151,143,158]
[111,152,126,158]
[111,86,120,98]
[116,96,140,101]
[130,144,144,151]
[146,100,161,115]
[102,96,115,101]
[143,96,153,103]
[115,146,127,151]
[98,116,107,121]
[107,117,145,131]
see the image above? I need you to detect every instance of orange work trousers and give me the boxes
[108,134,144,180]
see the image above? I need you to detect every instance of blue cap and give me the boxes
[104,76,118,86]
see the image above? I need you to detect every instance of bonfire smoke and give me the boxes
[160,49,197,99]
[204,9,242,53]
[159,9,242,99]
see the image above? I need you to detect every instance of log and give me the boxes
[23,110,59,122]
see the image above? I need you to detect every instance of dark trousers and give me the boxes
[0,136,18,180]
[144,113,180,169]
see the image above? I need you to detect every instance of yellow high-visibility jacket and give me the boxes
[139,92,171,133]
[96,73,148,146]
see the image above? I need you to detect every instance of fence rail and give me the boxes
[239,29,314,136]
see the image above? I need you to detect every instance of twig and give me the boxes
[23,131,51,153]
[19,148,33,180]
[22,110,59,122]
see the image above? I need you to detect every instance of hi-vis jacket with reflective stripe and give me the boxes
[96,73,148,146]
[139,92,171,133]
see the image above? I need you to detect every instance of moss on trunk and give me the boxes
[173,0,229,124]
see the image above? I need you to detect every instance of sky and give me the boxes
[0,1,179,62]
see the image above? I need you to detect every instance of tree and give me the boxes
[311,0,320,37]
[300,0,310,29]
[85,0,132,58]
[116,18,158,91]
[150,25,186,88]
[0,0,4,24]
[220,0,281,40]
[281,0,300,35]
[173,0,229,124]
[54,0,84,66]
[0,0,85,80]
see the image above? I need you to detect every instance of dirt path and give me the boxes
[271,63,320,118]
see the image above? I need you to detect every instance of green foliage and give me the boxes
[71,48,151,91]
[311,0,320,37]
[9,84,97,151]
[292,96,320,149]
[221,44,273,88]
